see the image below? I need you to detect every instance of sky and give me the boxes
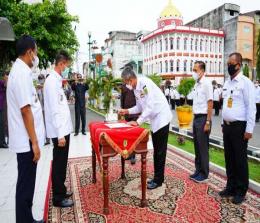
[66,0,260,72]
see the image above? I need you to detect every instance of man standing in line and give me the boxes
[219,53,256,204]
[255,80,260,123]
[190,61,213,183]
[7,35,45,223]
[213,83,221,116]
[119,67,172,190]
[44,50,74,208]
[71,74,89,136]
[0,72,8,148]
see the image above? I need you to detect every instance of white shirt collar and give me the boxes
[51,69,62,82]
[16,58,32,75]
[228,71,243,82]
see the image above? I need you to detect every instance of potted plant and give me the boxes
[87,77,103,109]
[176,78,195,129]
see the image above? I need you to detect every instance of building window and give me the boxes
[230,10,235,16]
[210,40,213,52]
[184,60,187,72]
[195,39,198,51]
[210,62,213,73]
[215,62,217,73]
[184,38,188,51]
[219,41,222,53]
[165,38,168,51]
[170,37,174,50]
[176,60,180,72]
[190,60,193,72]
[200,39,203,51]
[205,40,208,51]
[170,60,174,72]
[165,61,168,72]
[160,61,163,73]
[190,38,193,51]
[177,37,180,50]
[219,62,222,73]
[160,39,162,52]
[215,41,217,53]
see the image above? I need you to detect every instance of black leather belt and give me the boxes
[224,120,246,126]
[194,114,207,119]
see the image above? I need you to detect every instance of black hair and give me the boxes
[16,35,36,56]
[195,61,206,72]
[121,66,136,80]
[55,50,72,66]
[229,52,243,65]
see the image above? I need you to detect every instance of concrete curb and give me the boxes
[167,144,260,194]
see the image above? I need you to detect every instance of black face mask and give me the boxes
[228,64,239,76]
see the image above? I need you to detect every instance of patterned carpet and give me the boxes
[44,149,260,223]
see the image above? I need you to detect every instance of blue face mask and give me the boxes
[62,67,70,78]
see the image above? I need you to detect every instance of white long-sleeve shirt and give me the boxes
[255,86,260,103]
[222,72,256,133]
[44,70,73,139]
[128,76,172,133]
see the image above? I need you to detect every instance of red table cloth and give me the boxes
[89,121,149,166]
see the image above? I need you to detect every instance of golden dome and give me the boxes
[160,0,182,18]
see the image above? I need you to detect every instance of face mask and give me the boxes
[62,67,70,78]
[192,72,199,81]
[126,84,133,90]
[30,52,39,71]
[228,64,239,76]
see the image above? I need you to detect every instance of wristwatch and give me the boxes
[206,120,211,125]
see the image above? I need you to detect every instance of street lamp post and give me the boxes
[87,31,96,79]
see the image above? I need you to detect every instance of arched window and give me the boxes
[219,40,222,53]
[165,38,168,51]
[165,61,168,73]
[184,60,187,72]
[219,62,222,73]
[205,61,208,73]
[170,37,174,50]
[215,62,217,73]
[160,61,163,73]
[190,60,193,72]
[215,41,217,53]
[170,60,174,72]
[195,39,198,51]
[210,62,213,73]
[177,37,180,50]
[210,40,213,52]
[190,38,194,51]
[184,38,188,51]
[200,39,203,51]
[160,39,163,52]
[177,60,180,72]
[205,40,208,51]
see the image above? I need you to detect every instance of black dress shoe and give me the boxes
[33,220,45,223]
[218,188,235,198]
[65,191,73,198]
[147,180,162,190]
[0,143,8,148]
[53,199,74,208]
[189,171,199,179]
[147,179,154,185]
[130,156,136,165]
[82,132,86,135]
[232,195,245,205]
[74,133,79,136]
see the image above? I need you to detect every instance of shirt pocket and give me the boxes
[58,90,66,105]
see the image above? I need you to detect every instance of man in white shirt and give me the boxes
[44,50,74,208]
[7,35,45,223]
[213,84,221,116]
[255,80,260,122]
[164,86,171,104]
[119,67,172,190]
[219,52,256,204]
[190,61,213,183]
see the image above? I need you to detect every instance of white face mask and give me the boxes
[192,72,199,81]
[126,84,133,90]
[32,55,39,70]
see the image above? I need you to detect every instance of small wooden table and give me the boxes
[90,124,149,215]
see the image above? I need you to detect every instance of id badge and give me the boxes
[227,97,233,108]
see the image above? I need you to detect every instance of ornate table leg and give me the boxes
[92,146,96,184]
[121,156,126,179]
[141,152,147,207]
[103,157,109,214]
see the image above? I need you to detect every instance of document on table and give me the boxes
[105,123,132,129]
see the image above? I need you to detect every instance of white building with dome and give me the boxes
[141,0,225,84]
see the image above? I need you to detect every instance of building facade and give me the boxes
[103,31,143,77]
[187,3,256,78]
[141,0,225,85]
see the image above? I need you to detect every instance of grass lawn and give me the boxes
[141,123,260,183]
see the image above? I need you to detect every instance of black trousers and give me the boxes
[187,100,193,106]
[151,123,169,184]
[223,121,248,196]
[256,103,260,121]
[16,143,37,223]
[213,101,220,116]
[75,105,86,133]
[175,99,180,107]
[165,96,170,104]
[0,110,5,145]
[52,134,70,202]
[170,99,175,110]
[193,115,210,178]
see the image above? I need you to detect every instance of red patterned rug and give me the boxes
[44,149,260,223]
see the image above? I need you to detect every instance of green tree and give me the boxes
[0,0,79,69]
[177,78,195,105]
[257,29,260,80]
[243,64,249,78]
